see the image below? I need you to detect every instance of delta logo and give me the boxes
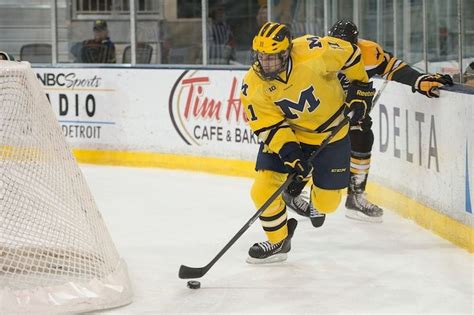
[168,70,259,146]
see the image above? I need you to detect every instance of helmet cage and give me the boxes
[251,46,291,81]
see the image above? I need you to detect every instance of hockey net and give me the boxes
[0,61,132,313]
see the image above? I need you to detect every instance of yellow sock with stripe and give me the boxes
[260,207,288,244]
[349,151,371,194]
[250,170,289,244]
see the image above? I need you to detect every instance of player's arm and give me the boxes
[377,49,453,98]
[241,88,295,155]
[319,36,369,83]
[241,82,310,180]
[320,37,374,123]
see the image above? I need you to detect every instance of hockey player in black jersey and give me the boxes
[282,20,453,223]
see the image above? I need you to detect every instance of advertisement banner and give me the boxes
[371,80,473,226]
[34,68,473,227]
[35,68,258,161]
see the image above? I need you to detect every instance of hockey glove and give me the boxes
[279,142,312,183]
[344,81,375,124]
[286,179,309,197]
[412,73,453,98]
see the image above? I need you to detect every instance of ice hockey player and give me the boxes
[241,22,375,263]
[282,19,453,223]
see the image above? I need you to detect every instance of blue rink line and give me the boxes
[59,120,115,125]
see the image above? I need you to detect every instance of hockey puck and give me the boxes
[187,280,201,289]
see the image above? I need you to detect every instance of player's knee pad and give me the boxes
[311,186,342,214]
[349,128,374,153]
[251,170,286,214]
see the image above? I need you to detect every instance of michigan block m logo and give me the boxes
[274,86,320,119]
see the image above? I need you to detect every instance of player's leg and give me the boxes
[247,146,298,264]
[282,128,352,219]
[346,115,383,222]
[282,179,311,217]
[308,134,351,226]
[310,186,342,226]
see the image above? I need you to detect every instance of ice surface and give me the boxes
[80,165,474,314]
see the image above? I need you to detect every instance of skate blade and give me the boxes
[246,253,288,264]
[345,209,383,223]
[287,206,310,218]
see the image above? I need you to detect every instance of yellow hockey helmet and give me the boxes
[252,22,292,80]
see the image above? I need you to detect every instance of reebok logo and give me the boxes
[356,90,375,97]
[331,168,347,173]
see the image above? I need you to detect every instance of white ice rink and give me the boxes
[80,165,474,314]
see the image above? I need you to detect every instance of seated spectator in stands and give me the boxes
[0,51,15,61]
[256,4,268,28]
[70,42,83,62]
[208,2,235,64]
[465,62,474,86]
[452,61,474,86]
[159,19,172,64]
[81,20,116,63]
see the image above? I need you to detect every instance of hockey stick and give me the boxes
[371,79,389,108]
[178,114,352,279]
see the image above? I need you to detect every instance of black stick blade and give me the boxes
[179,265,206,279]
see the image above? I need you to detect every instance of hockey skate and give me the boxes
[282,191,326,228]
[345,192,383,223]
[246,218,298,264]
[309,206,326,228]
[346,167,384,223]
[282,190,310,217]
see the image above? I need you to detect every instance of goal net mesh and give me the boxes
[0,61,132,313]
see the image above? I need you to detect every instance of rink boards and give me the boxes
[33,66,473,252]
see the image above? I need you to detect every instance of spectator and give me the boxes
[70,42,83,62]
[256,4,268,28]
[464,62,474,86]
[159,19,172,64]
[255,1,301,36]
[81,20,116,63]
[452,62,474,86]
[0,51,15,61]
[208,1,235,64]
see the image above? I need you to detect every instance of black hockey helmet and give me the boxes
[328,19,359,44]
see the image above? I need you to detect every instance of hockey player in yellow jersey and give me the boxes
[282,20,453,224]
[241,22,375,263]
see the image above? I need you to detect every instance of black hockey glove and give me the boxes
[279,142,312,183]
[412,73,453,98]
[286,179,309,197]
[344,81,375,124]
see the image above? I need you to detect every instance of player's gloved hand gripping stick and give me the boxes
[344,81,376,124]
[178,112,354,280]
